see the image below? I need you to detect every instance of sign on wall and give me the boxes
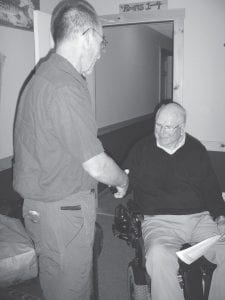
[119,1,167,13]
[0,0,40,31]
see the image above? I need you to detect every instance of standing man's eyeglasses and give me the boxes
[82,28,108,52]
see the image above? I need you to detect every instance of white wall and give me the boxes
[95,24,172,128]
[169,0,225,147]
[0,27,34,160]
[0,0,224,163]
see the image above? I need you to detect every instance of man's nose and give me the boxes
[160,127,171,136]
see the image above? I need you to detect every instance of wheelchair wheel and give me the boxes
[127,265,151,300]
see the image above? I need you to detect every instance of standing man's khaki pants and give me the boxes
[23,190,96,300]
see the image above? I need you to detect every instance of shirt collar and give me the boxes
[49,52,87,87]
[157,134,186,155]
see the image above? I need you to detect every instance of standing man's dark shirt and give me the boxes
[13,53,104,201]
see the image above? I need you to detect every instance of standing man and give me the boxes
[123,102,225,300]
[13,1,128,299]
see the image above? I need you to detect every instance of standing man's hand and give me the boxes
[83,153,130,197]
[114,169,129,198]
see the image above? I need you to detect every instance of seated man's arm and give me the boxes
[83,152,129,198]
[200,147,225,219]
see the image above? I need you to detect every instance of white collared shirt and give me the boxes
[157,134,186,155]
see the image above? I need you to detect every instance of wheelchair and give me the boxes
[112,200,217,300]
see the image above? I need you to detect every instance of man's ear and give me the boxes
[82,30,93,51]
[180,124,185,136]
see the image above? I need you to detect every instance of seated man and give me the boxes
[123,102,225,300]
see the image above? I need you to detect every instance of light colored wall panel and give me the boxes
[0,27,34,160]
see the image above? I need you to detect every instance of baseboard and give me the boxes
[98,113,153,136]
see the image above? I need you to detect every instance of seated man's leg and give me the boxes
[142,215,185,300]
[191,212,225,300]
[208,246,225,300]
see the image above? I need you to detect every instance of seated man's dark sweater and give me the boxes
[124,133,224,219]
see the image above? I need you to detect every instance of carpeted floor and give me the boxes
[0,278,42,300]
[0,189,134,300]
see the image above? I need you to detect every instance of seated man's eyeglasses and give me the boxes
[155,122,183,132]
[82,28,108,52]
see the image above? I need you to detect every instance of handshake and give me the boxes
[110,169,129,199]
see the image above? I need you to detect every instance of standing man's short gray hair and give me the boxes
[51,0,100,47]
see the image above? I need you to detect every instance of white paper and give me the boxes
[176,235,221,265]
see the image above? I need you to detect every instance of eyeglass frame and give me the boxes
[155,122,184,132]
[82,27,108,51]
